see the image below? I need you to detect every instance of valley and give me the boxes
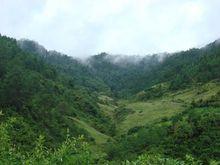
[71,80,220,161]
[0,35,219,164]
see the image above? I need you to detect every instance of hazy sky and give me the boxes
[1,0,220,57]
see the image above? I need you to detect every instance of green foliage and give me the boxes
[106,107,220,163]
[114,106,134,122]
[116,100,184,134]
[191,90,220,107]
[18,39,111,94]
[166,107,220,162]
[1,35,220,164]
[124,154,201,165]
[85,44,220,98]
[0,119,94,164]
[136,83,169,101]
[0,35,114,148]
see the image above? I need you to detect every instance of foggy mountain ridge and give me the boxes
[17,38,210,67]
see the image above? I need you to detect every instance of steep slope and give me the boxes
[18,39,111,94]
[0,35,114,149]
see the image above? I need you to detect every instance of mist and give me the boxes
[1,0,220,58]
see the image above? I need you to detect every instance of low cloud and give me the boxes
[1,0,220,58]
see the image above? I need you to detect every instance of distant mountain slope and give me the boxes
[18,39,220,98]
[18,39,110,94]
[87,42,220,97]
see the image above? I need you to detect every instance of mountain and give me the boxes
[0,35,114,148]
[88,44,220,97]
[18,39,220,98]
[18,39,111,94]
[0,34,219,164]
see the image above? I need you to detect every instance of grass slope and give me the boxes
[98,103,116,119]
[168,81,220,104]
[69,117,110,144]
[116,81,220,135]
[117,100,184,134]
[98,95,117,119]
[64,82,220,146]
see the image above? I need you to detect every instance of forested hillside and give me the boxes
[18,39,111,94]
[87,42,220,97]
[0,34,219,164]
[18,39,220,98]
[0,35,114,148]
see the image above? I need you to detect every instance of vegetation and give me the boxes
[106,107,220,163]
[116,100,184,134]
[0,119,94,164]
[0,35,114,148]
[0,34,219,164]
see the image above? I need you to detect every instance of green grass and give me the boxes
[117,100,184,134]
[68,82,220,142]
[69,117,110,144]
[168,82,220,103]
[65,82,219,160]
[117,82,220,135]
[98,103,116,119]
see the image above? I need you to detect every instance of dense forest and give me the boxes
[0,34,219,164]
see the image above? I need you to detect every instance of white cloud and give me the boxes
[0,0,220,57]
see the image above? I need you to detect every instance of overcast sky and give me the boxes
[1,0,220,57]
